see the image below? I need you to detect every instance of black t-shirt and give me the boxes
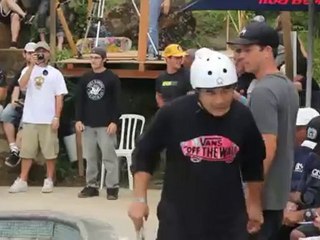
[132,95,265,239]
[155,67,192,103]
[75,69,121,127]
[236,72,255,97]
[6,66,25,104]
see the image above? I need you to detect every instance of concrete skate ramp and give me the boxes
[0,210,119,240]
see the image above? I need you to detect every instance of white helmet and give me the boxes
[190,48,237,89]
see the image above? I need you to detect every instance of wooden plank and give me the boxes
[281,12,293,80]
[0,48,23,52]
[87,0,93,19]
[60,67,162,79]
[59,58,165,65]
[75,131,84,177]
[50,0,56,63]
[56,0,77,56]
[137,0,149,64]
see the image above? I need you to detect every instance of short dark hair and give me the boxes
[258,45,278,59]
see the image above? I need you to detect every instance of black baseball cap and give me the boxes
[302,116,320,149]
[227,22,279,49]
[91,47,107,59]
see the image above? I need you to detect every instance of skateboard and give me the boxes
[76,37,132,54]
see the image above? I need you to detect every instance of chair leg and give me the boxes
[100,162,105,190]
[126,156,133,190]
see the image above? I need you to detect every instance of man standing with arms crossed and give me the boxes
[9,41,68,193]
[228,22,299,239]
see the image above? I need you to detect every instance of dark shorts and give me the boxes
[156,200,249,240]
[0,11,11,24]
[295,223,320,237]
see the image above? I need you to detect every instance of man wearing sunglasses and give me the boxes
[228,22,299,240]
[129,48,266,239]
[155,43,192,108]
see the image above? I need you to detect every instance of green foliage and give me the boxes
[68,0,88,39]
[298,31,320,81]
[106,0,125,9]
[189,11,226,48]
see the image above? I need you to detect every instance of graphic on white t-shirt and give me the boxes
[86,79,105,100]
[20,65,68,124]
[34,76,45,89]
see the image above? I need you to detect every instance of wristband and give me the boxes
[134,197,147,204]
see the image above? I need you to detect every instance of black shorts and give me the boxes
[295,223,320,237]
[0,11,12,24]
[156,200,249,240]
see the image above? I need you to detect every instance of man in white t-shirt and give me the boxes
[9,41,68,194]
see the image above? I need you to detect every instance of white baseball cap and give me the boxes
[24,42,37,52]
[296,107,320,126]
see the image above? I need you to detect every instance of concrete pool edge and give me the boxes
[0,210,119,239]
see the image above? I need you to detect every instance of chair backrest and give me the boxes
[118,114,146,151]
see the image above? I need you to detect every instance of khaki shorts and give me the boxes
[20,123,59,159]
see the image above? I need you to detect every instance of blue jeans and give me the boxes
[37,0,64,36]
[148,0,162,55]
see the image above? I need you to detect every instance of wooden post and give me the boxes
[137,0,149,71]
[226,12,230,50]
[280,12,293,80]
[87,0,93,18]
[76,130,84,177]
[50,0,57,63]
[56,1,77,56]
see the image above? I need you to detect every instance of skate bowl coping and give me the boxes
[0,210,119,240]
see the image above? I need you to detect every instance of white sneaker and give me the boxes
[9,178,28,193]
[41,178,54,193]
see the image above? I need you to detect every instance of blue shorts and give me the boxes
[0,103,22,127]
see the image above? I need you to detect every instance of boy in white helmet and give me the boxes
[128,48,266,240]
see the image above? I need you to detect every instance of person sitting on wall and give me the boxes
[1,42,37,168]
[147,0,170,59]
[35,0,65,51]
[0,0,34,48]
[0,67,7,113]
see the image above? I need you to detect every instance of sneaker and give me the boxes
[5,151,21,167]
[78,186,99,198]
[9,42,18,49]
[41,178,54,193]
[106,188,119,200]
[9,178,28,193]
[23,13,35,25]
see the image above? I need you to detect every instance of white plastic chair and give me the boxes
[100,114,145,190]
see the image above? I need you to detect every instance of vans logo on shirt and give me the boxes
[87,79,105,100]
[180,135,239,163]
[311,169,320,179]
[294,163,304,173]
